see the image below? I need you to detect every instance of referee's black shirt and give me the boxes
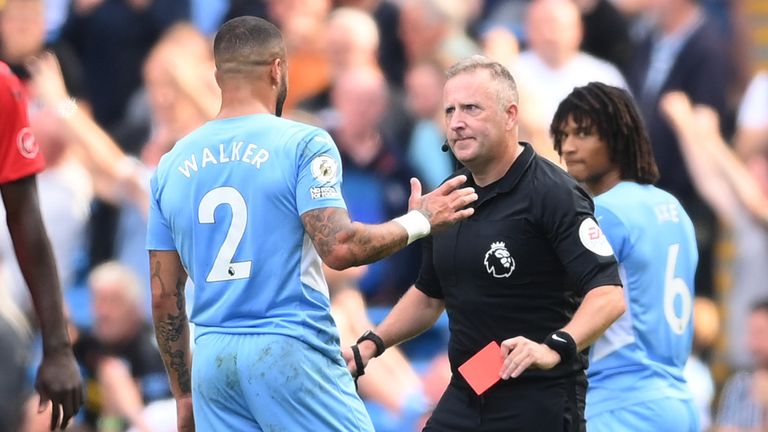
[415,142,622,386]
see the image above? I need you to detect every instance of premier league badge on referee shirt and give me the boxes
[484,242,515,278]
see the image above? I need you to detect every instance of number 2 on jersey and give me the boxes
[198,187,252,282]
[663,243,692,335]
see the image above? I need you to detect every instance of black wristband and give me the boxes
[543,330,577,363]
[356,330,385,358]
[350,344,365,379]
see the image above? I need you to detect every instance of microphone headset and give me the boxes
[441,139,449,152]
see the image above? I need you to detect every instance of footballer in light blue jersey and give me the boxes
[552,82,699,432]
[147,114,345,357]
[589,183,698,413]
[147,113,374,431]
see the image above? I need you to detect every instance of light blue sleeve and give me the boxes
[594,204,629,263]
[145,173,176,251]
[296,130,347,215]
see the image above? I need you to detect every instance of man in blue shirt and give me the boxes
[145,16,477,431]
[551,82,699,431]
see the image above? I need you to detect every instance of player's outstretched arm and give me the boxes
[1,175,83,431]
[302,175,477,270]
[149,250,194,432]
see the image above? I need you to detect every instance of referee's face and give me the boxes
[443,71,510,166]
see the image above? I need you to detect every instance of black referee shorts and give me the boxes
[423,374,586,432]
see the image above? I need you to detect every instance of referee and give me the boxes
[345,56,626,431]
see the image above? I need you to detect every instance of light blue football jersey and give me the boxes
[587,182,698,417]
[146,114,347,358]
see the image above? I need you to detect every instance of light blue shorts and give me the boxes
[192,332,374,431]
[588,397,699,432]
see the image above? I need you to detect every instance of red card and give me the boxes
[458,341,503,395]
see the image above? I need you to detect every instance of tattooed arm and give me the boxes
[302,175,478,270]
[149,250,194,431]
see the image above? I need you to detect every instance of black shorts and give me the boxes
[423,374,586,432]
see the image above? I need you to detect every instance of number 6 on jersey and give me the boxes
[663,243,692,335]
[198,186,252,282]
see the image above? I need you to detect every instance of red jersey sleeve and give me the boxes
[0,62,45,184]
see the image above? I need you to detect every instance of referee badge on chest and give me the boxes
[484,241,515,278]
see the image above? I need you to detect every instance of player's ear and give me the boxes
[270,58,283,88]
[214,68,222,88]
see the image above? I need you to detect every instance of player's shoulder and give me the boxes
[266,115,330,143]
[598,182,677,208]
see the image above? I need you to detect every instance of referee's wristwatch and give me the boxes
[356,330,385,358]
[543,330,577,363]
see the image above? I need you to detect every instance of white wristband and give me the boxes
[393,210,431,245]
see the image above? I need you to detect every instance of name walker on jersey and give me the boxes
[177,141,269,178]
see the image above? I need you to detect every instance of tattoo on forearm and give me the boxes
[151,255,191,394]
[301,208,347,258]
[151,259,173,299]
[157,310,191,393]
[301,208,406,266]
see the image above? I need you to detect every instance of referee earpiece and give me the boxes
[441,139,450,152]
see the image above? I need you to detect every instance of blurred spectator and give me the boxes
[61,0,189,145]
[714,300,768,431]
[473,0,528,42]
[684,297,720,432]
[735,72,768,158]
[74,262,172,431]
[44,0,70,40]
[266,0,332,111]
[0,0,85,99]
[480,25,520,68]
[223,0,268,21]
[626,0,732,298]
[512,0,627,162]
[60,0,189,276]
[335,0,408,86]
[189,0,228,36]
[661,92,768,371]
[403,60,454,191]
[300,7,413,156]
[300,6,381,115]
[328,66,419,304]
[399,0,480,68]
[574,0,632,73]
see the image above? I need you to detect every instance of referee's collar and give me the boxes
[459,142,535,202]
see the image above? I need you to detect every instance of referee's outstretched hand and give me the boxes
[499,337,561,379]
[410,175,477,232]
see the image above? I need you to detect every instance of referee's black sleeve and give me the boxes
[414,235,444,299]
[534,181,622,295]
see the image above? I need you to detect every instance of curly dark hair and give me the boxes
[550,82,660,184]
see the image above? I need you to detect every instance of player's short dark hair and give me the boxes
[213,16,285,74]
[550,82,660,185]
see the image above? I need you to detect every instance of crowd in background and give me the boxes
[0,0,766,430]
